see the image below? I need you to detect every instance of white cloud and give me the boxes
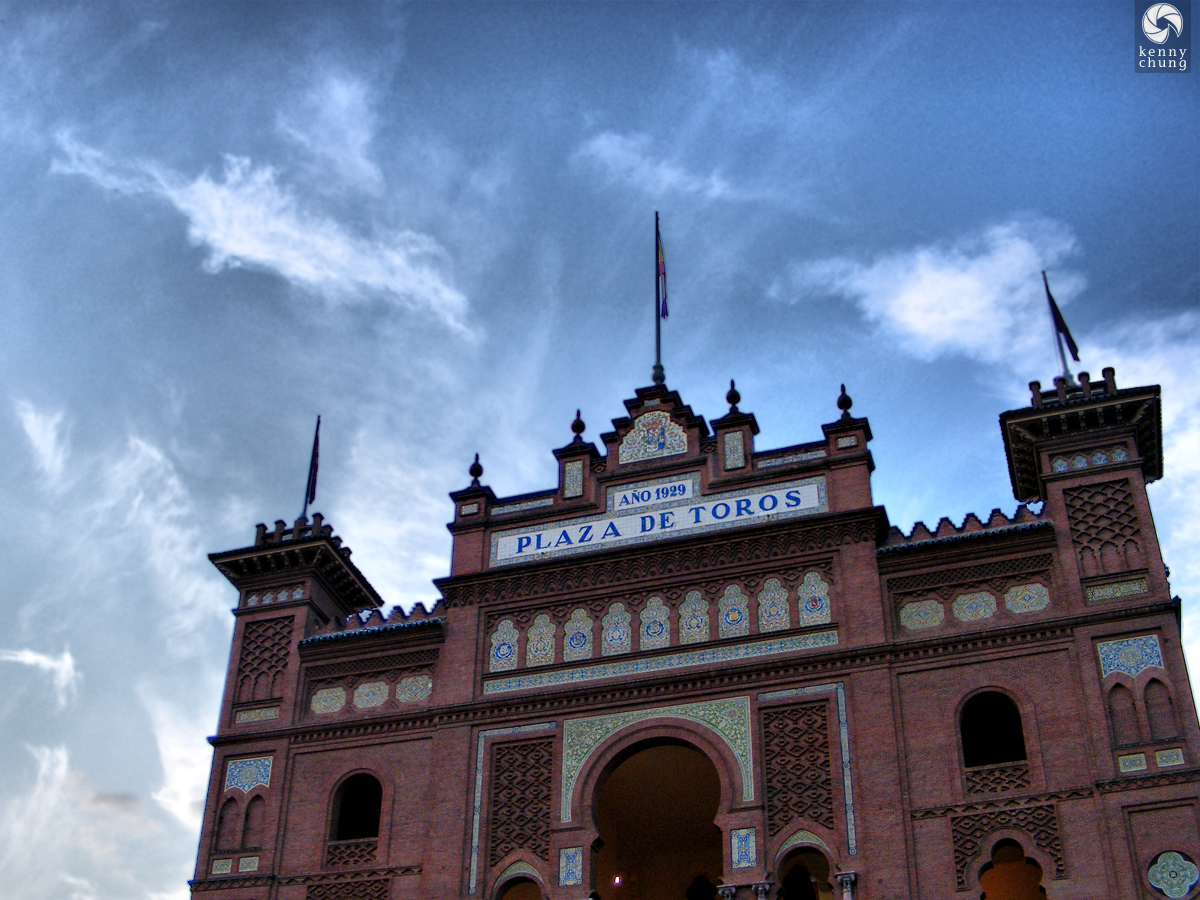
[51,133,471,334]
[16,400,69,485]
[141,690,215,832]
[575,131,735,200]
[278,72,384,195]
[0,648,81,708]
[785,216,1083,364]
[0,746,74,897]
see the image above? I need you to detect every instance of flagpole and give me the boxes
[652,211,665,386]
[1043,271,1074,384]
[301,415,320,521]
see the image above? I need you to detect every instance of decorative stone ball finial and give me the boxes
[571,409,586,441]
[469,453,483,486]
[726,378,740,413]
[837,383,853,419]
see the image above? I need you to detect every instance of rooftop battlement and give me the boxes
[1028,367,1118,408]
[880,505,1048,553]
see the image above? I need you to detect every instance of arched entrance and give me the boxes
[978,839,1046,899]
[777,848,834,900]
[594,741,723,900]
[496,877,542,900]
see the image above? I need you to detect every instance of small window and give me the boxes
[961,692,1027,767]
[331,774,382,840]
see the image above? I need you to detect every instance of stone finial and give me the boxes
[1102,366,1116,393]
[469,453,483,486]
[837,384,853,420]
[726,379,741,413]
[571,409,586,442]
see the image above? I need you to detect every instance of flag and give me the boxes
[305,415,321,506]
[1042,271,1079,362]
[656,218,668,318]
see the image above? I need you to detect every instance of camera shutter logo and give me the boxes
[1143,3,1184,43]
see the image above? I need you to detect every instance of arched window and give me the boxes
[215,797,239,851]
[1108,684,1140,746]
[1146,679,1180,741]
[961,691,1027,767]
[497,878,542,900]
[331,773,382,841]
[979,839,1046,899]
[242,795,266,849]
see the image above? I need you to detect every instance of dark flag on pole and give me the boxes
[1042,271,1080,362]
[656,217,668,319]
[301,415,320,519]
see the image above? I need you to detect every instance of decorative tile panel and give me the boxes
[724,432,746,470]
[601,603,632,656]
[1148,851,1200,899]
[559,847,583,886]
[679,591,710,644]
[526,613,556,667]
[460,502,479,516]
[563,609,593,662]
[717,585,750,639]
[1051,457,1069,472]
[493,497,555,516]
[563,459,584,498]
[489,619,519,672]
[899,599,944,630]
[238,856,259,872]
[311,687,346,714]
[499,861,540,883]
[798,572,831,626]
[1118,753,1147,772]
[353,681,389,709]
[225,757,272,793]
[1112,447,1129,461]
[1005,583,1049,613]
[836,436,858,448]
[757,578,790,633]
[757,449,826,468]
[561,696,753,822]
[1157,748,1185,767]
[211,859,232,875]
[1098,634,1163,677]
[731,827,756,868]
[397,674,433,702]
[1086,578,1148,602]
[486,631,837,695]
[618,410,687,463]
[952,591,996,622]
[235,706,280,725]
[639,597,670,650]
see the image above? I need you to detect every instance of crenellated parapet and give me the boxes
[880,505,1047,550]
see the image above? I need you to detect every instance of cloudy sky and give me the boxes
[0,2,1196,897]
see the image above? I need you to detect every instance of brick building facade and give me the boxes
[190,368,1200,900]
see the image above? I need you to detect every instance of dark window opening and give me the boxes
[961,691,1027,767]
[242,795,266,849]
[1108,683,1140,746]
[1146,679,1180,741]
[331,773,382,841]
[215,797,239,851]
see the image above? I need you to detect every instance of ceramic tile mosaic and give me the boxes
[486,630,838,695]
[1118,753,1147,772]
[601,603,632,656]
[1098,634,1163,677]
[311,687,346,714]
[1086,578,1148,602]
[724,432,746,470]
[1148,851,1200,899]
[679,591,710,644]
[563,459,584,498]
[235,706,280,725]
[489,619,519,672]
[899,599,944,630]
[225,756,272,792]
[559,847,583,885]
[211,859,233,875]
[836,436,858,448]
[731,827,757,868]
[798,572,831,626]
[1157,748,1185,767]
[492,497,555,516]
[952,592,996,622]
[460,502,479,516]
[1005,583,1049,614]
[467,721,556,894]
[498,861,540,883]
[397,674,433,702]
[757,578,790,633]
[639,597,670,650]
[605,473,699,514]
[561,696,753,822]
[563,609,594,662]
[757,449,826,468]
[353,681,389,709]
[1051,457,1069,473]
[1072,454,1089,468]
[238,856,259,872]
[758,681,857,856]
[718,585,750,639]
[527,613,556,667]
[1113,447,1129,461]
[776,830,831,857]
[618,410,687,463]
[1092,450,1109,465]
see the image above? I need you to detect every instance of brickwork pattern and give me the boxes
[325,839,378,868]
[950,804,1064,888]
[1064,480,1142,575]
[763,702,834,835]
[964,763,1031,795]
[489,739,553,865]
[306,878,389,900]
[237,617,292,703]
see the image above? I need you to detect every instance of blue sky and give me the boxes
[1,3,1197,897]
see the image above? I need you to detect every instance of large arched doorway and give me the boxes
[777,848,834,900]
[594,741,723,900]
